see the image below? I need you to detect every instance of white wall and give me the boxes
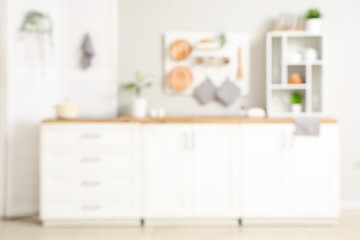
[117,0,360,205]
[326,0,360,207]
[4,0,118,216]
[0,0,5,218]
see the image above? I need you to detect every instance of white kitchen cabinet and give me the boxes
[143,125,194,218]
[40,120,340,226]
[241,124,339,225]
[289,125,340,218]
[40,123,142,226]
[241,124,292,218]
[193,125,240,218]
[143,124,240,221]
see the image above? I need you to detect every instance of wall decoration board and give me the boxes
[164,31,250,96]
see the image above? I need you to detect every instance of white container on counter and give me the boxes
[55,102,80,119]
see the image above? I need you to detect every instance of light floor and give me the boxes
[1,211,360,240]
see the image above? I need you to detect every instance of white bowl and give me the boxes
[55,102,80,119]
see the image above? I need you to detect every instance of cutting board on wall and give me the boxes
[164,31,250,96]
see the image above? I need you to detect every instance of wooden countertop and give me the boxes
[42,116,338,124]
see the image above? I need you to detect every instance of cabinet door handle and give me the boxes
[182,132,188,151]
[290,134,295,150]
[281,132,285,150]
[80,133,100,139]
[191,131,196,151]
[81,180,101,187]
[81,204,101,211]
[81,157,100,163]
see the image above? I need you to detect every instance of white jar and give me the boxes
[304,48,318,61]
[131,97,148,118]
[305,19,323,34]
[55,102,80,119]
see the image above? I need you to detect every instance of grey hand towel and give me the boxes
[81,33,94,69]
[194,78,216,105]
[294,118,321,136]
[215,78,240,106]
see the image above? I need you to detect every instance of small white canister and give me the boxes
[55,102,80,119]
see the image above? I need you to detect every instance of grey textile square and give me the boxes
[294,118,321,136]
[215,79,240,106]
[194,78,216,105]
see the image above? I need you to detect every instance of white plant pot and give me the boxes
[131,97,148,118]
[291,104,303,114]
[305,19,323,34]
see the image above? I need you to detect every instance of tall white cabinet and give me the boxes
[267,32,324,117]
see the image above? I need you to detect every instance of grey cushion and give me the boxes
[194,78,216,105]
[215,79,240,106]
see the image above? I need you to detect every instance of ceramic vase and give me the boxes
[291,104,303,114]
[305,19,323,34]
[131,97,148,118]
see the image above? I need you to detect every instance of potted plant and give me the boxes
[305,8,322,34]
[122,71,152,118]
[291,92,303,113]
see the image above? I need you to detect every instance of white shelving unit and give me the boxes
[266,32,324,117]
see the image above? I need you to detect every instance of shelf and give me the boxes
[287,60,322,66]
[271,84,308,90]
[268,112,324,118]
[267,32,324,117]
[268,31,323,38]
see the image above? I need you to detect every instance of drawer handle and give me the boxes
[81,204,101,211]
[81,181,101,187]
[80,134,100,139]
[81,157,100,163]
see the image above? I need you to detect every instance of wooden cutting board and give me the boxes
[167,66,193,91]
[169,39,192,61]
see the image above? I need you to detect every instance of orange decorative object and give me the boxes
[288,73,304,84]
[169,40,192,61]
[201,39,212,43]
[167,66,193,92]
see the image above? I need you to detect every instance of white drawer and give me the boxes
[41,124,139,147]
[42,148,139,172]
[42,173,140,196]
[42,197,140,219]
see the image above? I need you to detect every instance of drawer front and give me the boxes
[42,149,139,172]
[41,124,140,147]
[42,198,140,219]
[42,173,140,197]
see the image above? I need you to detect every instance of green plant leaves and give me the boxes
[291,92,303,104]
[122,72,153,97]
[305,9,322,19]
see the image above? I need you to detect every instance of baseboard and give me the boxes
[144,219,239,227]
[342,200,360,210]
[42,219,142,228]
[242,218,338,227]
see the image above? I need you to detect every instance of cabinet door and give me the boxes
[241,124,291,218]
[143,125,193,218]
[193,125,240,218]
[289,125,339,218]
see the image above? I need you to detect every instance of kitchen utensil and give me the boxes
[237,48,243,80]
[169,40,192,61]
[167,66,193,91]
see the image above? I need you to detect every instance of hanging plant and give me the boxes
[20,10,53,40]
